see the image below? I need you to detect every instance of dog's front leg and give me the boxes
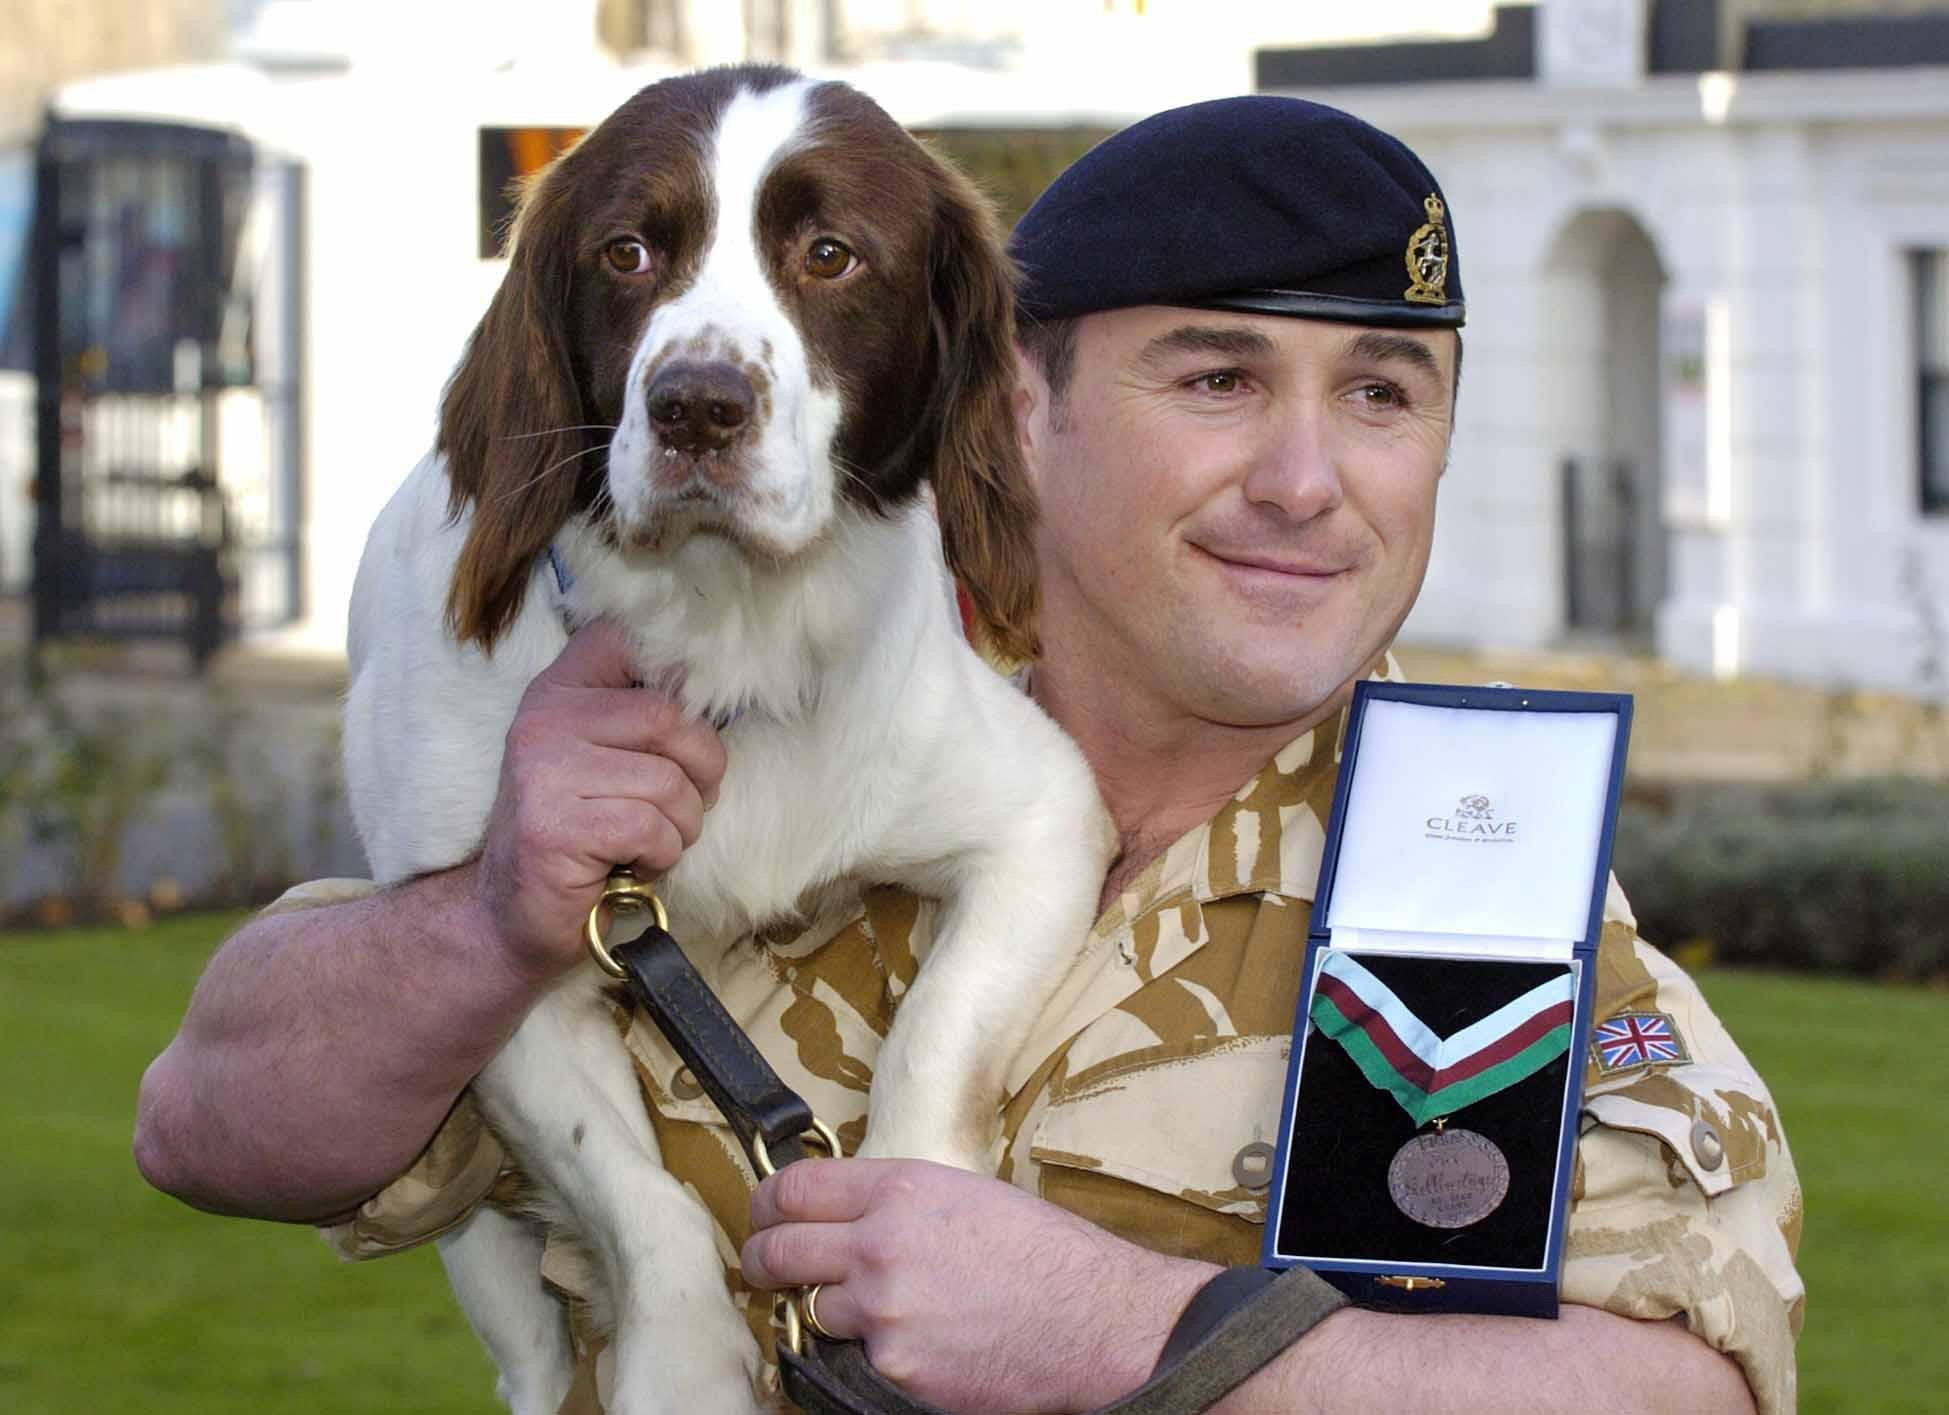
[438,1205,577,1415]
[859,817,1111,1172]
[474,973,764,1415]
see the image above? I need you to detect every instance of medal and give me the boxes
[1309,952,1573,1229]
[1386,1120,1509,1228]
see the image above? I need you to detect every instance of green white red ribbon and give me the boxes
[1309,952,1574,1128]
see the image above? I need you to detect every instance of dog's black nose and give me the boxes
[646,361,755,454]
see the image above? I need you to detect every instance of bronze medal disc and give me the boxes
[1387,1127,1510,1229]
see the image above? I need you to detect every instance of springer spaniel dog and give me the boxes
[341,65,1111,1415]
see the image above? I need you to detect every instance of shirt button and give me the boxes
[1690,1119,1725,1171]
[672,1066,704,1100]
[1233,1141,1275,1191]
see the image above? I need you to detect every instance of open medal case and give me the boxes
[1262,682,1633,1317]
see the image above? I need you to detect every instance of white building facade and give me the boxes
[16,0,1949,697]
[1262,3,1949,697]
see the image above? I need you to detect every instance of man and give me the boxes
[134,97,1802,1413]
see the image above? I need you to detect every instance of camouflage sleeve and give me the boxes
[1567,927,1805,1414]
[257,876,389,915]
[321,1090,511,1260]
[254,878,514,1261]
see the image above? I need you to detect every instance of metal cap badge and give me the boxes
[1405,195,1452,306]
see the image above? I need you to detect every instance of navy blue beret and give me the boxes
[1011,95,1464,329]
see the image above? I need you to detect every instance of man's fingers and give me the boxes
[508,691,726,816]
[526,688,725,800]
[537,620,641,691]
[740,1219,856,1292]
[800,1282,859,1342]
[533,626,726,802]
[597,702,724,807]
[572,799,687,879]
[580,747,708,846]
[749,1157,899,1230]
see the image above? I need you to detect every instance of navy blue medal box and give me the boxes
[1261,681,1634,1317]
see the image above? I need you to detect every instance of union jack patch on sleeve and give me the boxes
[1591,1011,1690,1075]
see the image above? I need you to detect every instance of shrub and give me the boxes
[1613,779,1949,983]
[185,697,295,907]
[0,672,172,919]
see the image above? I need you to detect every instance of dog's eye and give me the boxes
[604,239,651,276]
[804,237,857,280]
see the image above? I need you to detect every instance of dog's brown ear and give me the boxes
[440,160,588,651]
[920,159,1040,665]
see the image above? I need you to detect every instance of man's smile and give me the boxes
[1187,540,1363,610]
[1191,543,1357,578]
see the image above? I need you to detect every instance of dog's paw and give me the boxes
[497,1373,577,1415]
[608,1355,765,1415]
[608,1300,765,1415]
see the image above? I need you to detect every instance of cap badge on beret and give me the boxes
[1404,195,1451,306]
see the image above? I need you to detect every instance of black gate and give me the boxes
[1560,455,1641,636]
[30,117,301,669]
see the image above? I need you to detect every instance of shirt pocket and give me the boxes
[1581,1062,1776,1197]
[1028,1033,1291,1248]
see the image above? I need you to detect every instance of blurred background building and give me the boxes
[1,0,1946,696]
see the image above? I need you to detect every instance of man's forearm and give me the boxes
[741,1160,1760,1415]
[1200,1295,1755,1414]
[1062,1248,1754,1414]
[133,865,542,1222]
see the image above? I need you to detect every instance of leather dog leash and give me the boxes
[585,873,838,1175]
[586,870,1347,1414]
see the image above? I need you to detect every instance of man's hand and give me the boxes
[475,620,727,981]
[134,619,727,1221]
[741,1158,1213,1414]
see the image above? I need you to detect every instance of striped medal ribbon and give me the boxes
[1309,951,1575,1229]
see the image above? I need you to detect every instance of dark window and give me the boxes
[1921,250,1949,515]
[478,127,585,259]
[0,149,29,371]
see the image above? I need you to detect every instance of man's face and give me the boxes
[1021,306,1456,731]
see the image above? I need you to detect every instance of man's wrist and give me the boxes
[416,861,542,987]
[385,863,561,1031]
[1066,1249,1225,1408]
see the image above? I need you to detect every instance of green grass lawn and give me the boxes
[1,916,1941,1412]
[1692,969,1949,1414]
[0,913,496,1414]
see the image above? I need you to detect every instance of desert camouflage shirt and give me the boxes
[295,704,1804,1413]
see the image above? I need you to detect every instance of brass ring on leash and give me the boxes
[751,1116,844,1179]
[801,1283,839,1341]
[779,1291,804,1356]
[583,869,670,979]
